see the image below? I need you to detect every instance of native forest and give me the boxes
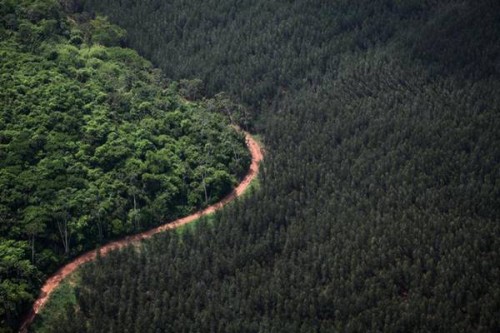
[1,0,499,332]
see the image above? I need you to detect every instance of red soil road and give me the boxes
[19,131,263,333]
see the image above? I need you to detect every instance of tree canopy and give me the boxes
[0,1,249,330]
[2,0,499,331]
[31,0,500,331]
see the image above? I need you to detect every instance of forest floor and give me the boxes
[19,130,264,333]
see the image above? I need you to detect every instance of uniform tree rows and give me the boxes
[27,0,500,332]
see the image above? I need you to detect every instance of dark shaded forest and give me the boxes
[13,0,500,332]
[0,1,250,331]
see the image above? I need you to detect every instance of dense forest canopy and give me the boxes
[82,0,500,114]
[1,0,498,331]
[0,0,250,331]
[27,0,500,332]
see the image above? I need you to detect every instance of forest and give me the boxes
[2,0,500,332]
[0,1,250,331]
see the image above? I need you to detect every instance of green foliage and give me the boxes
[30,277,79,333]
[89,16,125,47]
[33,0,500,332]
[0,1,249,330]
[0,240,36,331]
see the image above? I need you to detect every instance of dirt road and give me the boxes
[19,131,263,333]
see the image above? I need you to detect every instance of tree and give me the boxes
[21,206,47,263]
[0,240,36,330]
[89,16,126,47]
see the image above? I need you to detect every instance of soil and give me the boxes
[19,130,263,333]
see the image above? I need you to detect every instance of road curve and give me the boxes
[19,130,263,333]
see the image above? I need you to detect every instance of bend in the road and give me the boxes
[19,130,263,333]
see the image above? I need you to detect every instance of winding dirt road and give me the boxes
[19,131,263,333]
